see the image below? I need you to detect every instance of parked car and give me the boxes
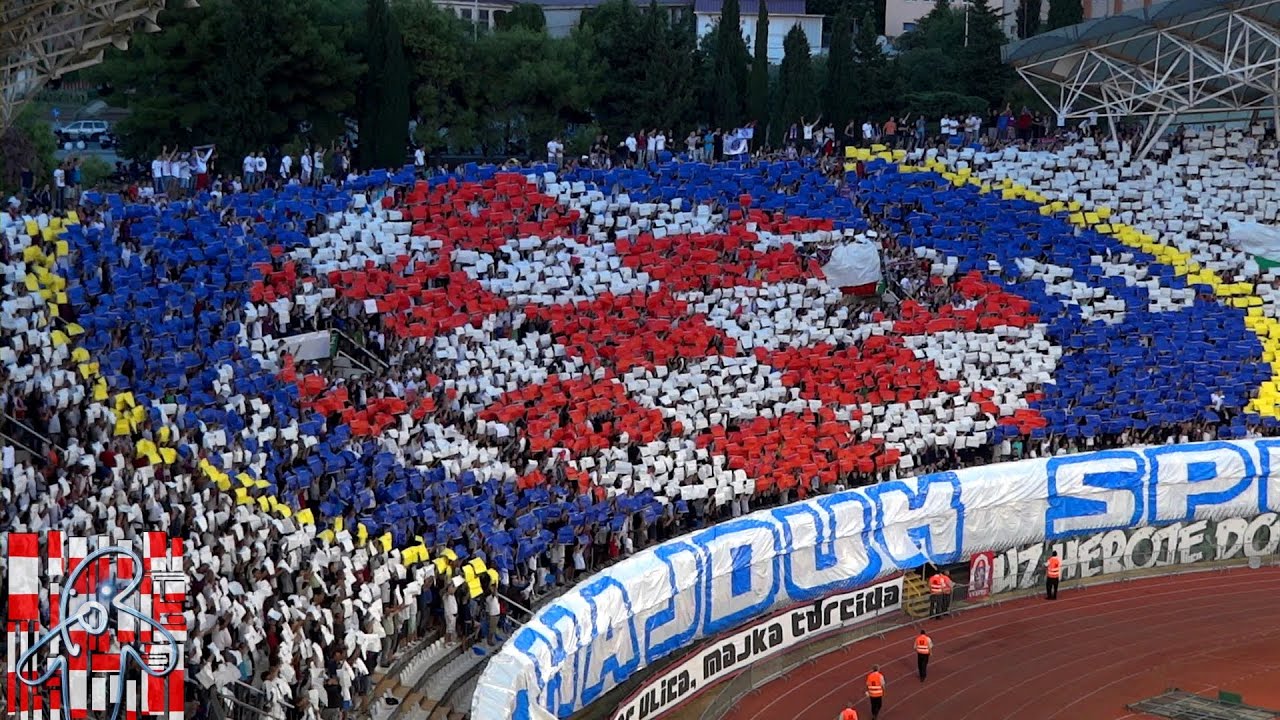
[54,120,111,146]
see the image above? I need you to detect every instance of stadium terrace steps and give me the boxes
[901,573,932,618]
[362,631,445,716]
[424,646,490,702]
[1128,690,1280,720]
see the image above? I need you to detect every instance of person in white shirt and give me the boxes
[802,115,821,151]
[53,164,66,212]
[443,585,459,641]
[624,133,637,164]
[655,131,667,155]
[151,154,164,193]
[280,153,293,179]
[645,131,657,163]
[546,138,563,166]
[300,151,313,185]
[311,148,324,186]
[176,156,191,194]
[194,146,213,192]
[254,153,267,186]
[413,146,425,176]
[862,120,874,145]
[242,153,256,187]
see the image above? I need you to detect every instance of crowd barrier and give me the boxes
[471,439,1280,719]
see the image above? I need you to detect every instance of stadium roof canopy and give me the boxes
[1002,0,1280,158]
[1,0,177,131]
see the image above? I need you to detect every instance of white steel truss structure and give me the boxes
[1002,0,1280,159]
[1,0,173,131]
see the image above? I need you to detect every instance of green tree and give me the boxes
[0,105,57,193]
[576,1,697,136]
[1046,0,1083,29]
[471,29,597,155]
[1015,0,1041,38]
[851,11,895,121]
[91,0,363,159]
[961,0,1012,106]
[823,5,855,126]
[775,25,817,142]
[711,0,750,127]
[497,3,547,32]
[394,0,476,152]
[361,0,411,169]
[748,0,770,126]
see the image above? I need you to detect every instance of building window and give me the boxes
[460,8,472,19]
[479,8,490,23]
[903,21,916,31]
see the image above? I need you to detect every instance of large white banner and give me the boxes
[611,577,902,720]
[473,439,1280,719]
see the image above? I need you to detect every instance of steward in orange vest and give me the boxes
[928,571,946,618]
[1046,550,1062,600]
[914,629,934,681]
[839,707,858,720]
[865,665,886,720]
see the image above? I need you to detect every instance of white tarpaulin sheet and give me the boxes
[473,439,1280,720]
[1229,219,1280,263]
[821,240,882,288]
[278,330,332,363]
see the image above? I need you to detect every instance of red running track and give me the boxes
[728,567,1280,720]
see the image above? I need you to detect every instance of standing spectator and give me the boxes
[686,130,700,161]
[802,115,821,152]
[300,148,313,186]
[242,152,256,188]
[914,116,927,150]
[443,581,459,641]
[624,132,638,165]
[176,152,191,195]
[546,137,564,167]
[194,146,214,192]
[52,162,65,212]
[20,165,34,199]
[151,151,164,194]
[882,116,898,149]
[1017,107,1034,143]
[414,145,426,176]
[280,151,293,180]
[255,152,268,188]
[644,129,656,165]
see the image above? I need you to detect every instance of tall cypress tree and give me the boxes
[382,11,411,166]
[775,24,815,143]
[1046,0,1082,30]
[1015,0,1042,38]
[711,0,750,127]
[359,0,410,169]
[823,5,855,127]
[748,0,770,126]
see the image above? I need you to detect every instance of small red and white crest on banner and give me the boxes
[968,551,994,600]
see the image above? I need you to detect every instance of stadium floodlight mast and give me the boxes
[1002,0,1280,161]
[0,0,196,132]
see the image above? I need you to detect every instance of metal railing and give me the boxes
[687,556,1280,720]
[331,329,389,373]
[1,410,68,456]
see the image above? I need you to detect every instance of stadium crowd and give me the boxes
[1,117,1278,720]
